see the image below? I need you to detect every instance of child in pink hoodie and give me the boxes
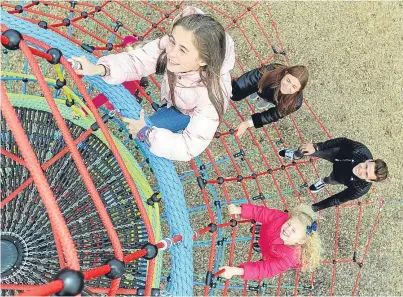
[220,203,321,280]
[71,7,235,161]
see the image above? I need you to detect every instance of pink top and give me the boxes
[239,204,301,280]
[97,22,235,161]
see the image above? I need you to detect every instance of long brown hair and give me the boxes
[156,14,226,121]
[257,65,309,115]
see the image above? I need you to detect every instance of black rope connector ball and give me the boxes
[55,79,66,90]
[230,219,238,227]
[38,20,48,29]
[199,164,206,170]
[217,177,225,185]
[81,11,88,18]
[141,242,158,260]
[237,175,243,182]
[46,48,63,64]
[1,29,23,51]
[208,223,217,233]
[152,23,157,28]
[165,13,170,18]
[281,165,286,170]
[63,18,71,26]
[54,268,84,296]
[267,168,273,174]
[251,173,257,179]
[104,258,125,279]
[32,0,40,5]
[229,128,235,134]
[106,43,113,51]
[22,77,28,83]
[65,99,75,107]
[95,6,102,12]
[14,5,23,13]
[214,131,221,138]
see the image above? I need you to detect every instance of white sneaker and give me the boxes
[279,148,304,161]
[309,178,327,193]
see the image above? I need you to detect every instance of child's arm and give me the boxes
[314,137,352,151]
[96,37,167,85]
[250,93,303,128]
[238,257,293,280]
[240,204,285,225]
[312,182,371,211]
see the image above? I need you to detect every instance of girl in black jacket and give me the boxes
[231,64,309,137]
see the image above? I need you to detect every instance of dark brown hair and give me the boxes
[156,14,226,121]
[257,65,309,115]
[372,159,388,182]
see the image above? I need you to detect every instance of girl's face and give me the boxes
[280,216,307,245]
[280,73,301,95]
[166,25,206,73]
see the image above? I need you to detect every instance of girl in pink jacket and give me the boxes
[71,7,235,161]
[220,204,321,280]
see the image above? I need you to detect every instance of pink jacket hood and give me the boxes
[98,32,235,161]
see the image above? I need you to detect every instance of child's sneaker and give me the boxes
[256,98,270,110]
[279,148,304,161]
[309,178,327,193]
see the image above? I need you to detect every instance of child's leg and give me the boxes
[149,106,190,133]
[310,147,340,162]
[323,172,340,185]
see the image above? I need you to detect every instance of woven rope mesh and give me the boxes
[0,1,385,296]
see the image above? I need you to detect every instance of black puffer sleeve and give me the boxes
[315,137,352,151]
[251,92,303,128]
[231,68,263,101]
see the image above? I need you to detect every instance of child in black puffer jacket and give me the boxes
[231,63,308,137]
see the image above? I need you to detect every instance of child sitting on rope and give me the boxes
[279,137,388,211]
[231,63,308,138]
[71,6,235,161]
[219,203,321,280]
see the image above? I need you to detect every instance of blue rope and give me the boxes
[1,12,193,296]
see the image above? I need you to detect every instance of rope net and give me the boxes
[0,1,385,296]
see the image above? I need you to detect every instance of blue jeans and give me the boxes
[149,106,190,133]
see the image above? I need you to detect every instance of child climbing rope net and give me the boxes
[0,1,385,296]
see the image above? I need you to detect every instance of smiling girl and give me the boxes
[220,203,321,280]
[231,64,309,137]
[71,7,235,161]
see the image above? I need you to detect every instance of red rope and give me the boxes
[1,83,80,270]
[15,280,64,297]
[0,129,92,209]
[0,148,26,167]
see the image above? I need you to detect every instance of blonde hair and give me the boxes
[289,204,321,272]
